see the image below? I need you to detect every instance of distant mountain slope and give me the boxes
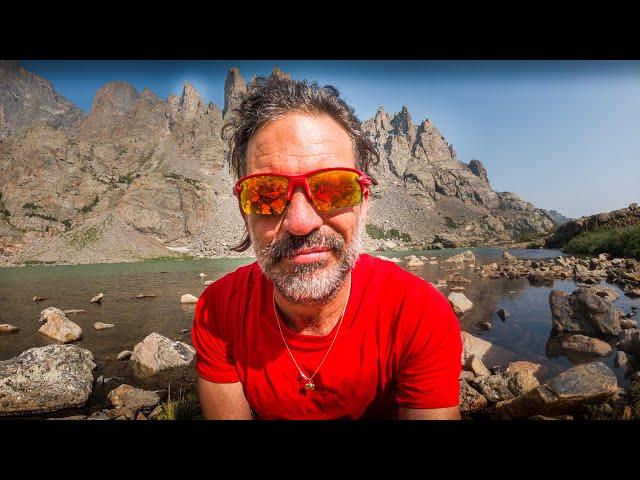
[0,62,558,265]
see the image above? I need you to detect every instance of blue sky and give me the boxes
[21,60,640,219]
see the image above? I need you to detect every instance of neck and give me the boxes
[274,273,351,336]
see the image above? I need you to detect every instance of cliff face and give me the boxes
[0,63,557,265]
[0,61,85,140]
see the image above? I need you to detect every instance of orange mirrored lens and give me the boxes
[239,176,289,215]
[307,170,362,212]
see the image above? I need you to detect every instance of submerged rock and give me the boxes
[181,294,198,304]
[0,344,95,416]
[0,324,19,334]
[443,250,475,264]
[496,308,510,320]
[496,362,617,419]
[90,293,104,304]
[406,258,425,268]
[549,288,621,336]
[130,332,196,373]
[107,384,160,411]
[37,307,82,343]
[94,322,115,330]
[117,350,132,361]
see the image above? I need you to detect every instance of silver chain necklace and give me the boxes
[272,276,351,392]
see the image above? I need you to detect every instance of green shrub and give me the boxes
[444,216,457,229]
[62,219,72,229]
[564,224,640,260]
[365,224,412,242]
[22,202,41,210]
[78,195,99,214]
[25,212,57,222]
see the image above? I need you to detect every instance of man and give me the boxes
[191,72,462,420]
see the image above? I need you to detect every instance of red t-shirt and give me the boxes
[191,253,462,420]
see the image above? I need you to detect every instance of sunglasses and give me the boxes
[233,167,373,215]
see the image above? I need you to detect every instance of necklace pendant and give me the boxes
[304,382,315,391]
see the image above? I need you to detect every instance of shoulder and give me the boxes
[198,260,263,306]
[356,253,440,303]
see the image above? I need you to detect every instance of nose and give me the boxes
[281,186,323,236]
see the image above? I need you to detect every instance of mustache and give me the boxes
[260,229,345,261]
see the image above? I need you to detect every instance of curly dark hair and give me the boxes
[222,71,379,252]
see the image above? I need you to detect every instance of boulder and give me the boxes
[459,379,488,414]
[130,332,196,373]
[181,294,198,304]
[37,307,82,343]
[0,344,95,416]
[199,273,207,278]
[94,322,115,330]
[107,384,160,411]
[460,370,476,382]
[448,292,473,315]
[500,361,542,377]
[561,334,612,357]
[621,319,638,329]
[496,308,510,320]
[461,331,518,367]
[549,288,621,336]
[0,324,19,334]
[63,309,86,314]
[495,362,618,419]
[443,250,475,264]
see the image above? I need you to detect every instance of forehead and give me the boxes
[246,112,356,175]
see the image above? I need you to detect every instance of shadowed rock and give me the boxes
[495,362,617,419]
[459,379,488,414]
[107,384,160,411]
[549,288,621,336]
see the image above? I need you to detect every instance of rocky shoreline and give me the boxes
[1,249,639,420]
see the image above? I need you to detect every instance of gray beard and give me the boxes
[251,218,364,304]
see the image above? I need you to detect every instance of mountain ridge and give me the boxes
[0,61,558,265]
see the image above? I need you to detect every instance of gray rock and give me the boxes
[472,374,516,403]
[496,308,510,320]
[460,331,518,367]
[479,321,492,331]
[37,307,82,343]
[0,344,95,416]
[130,332,196,374]
[496,362,618,419]
[549,288,621,336]
[460,370,476,381]
[107,384,160,411]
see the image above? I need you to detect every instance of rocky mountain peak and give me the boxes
[469,159,489,184]
[373,106,392,131]
[178,81,203,120]
[89,81,138,118]
[271,66,291,80]
[223,67,247,118]
[0,60,85,139]
[391,106,415,138]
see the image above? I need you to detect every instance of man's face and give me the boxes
[243,112,369,304]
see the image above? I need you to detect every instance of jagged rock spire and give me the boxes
[223,67,247,118]
[469,159,489,184]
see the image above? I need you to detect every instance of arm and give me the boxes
[398,405,460,420]
[197,377,253,420]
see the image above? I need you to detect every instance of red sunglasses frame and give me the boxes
[233,167,373,214]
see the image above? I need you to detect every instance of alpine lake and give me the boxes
[1,247,638,418]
